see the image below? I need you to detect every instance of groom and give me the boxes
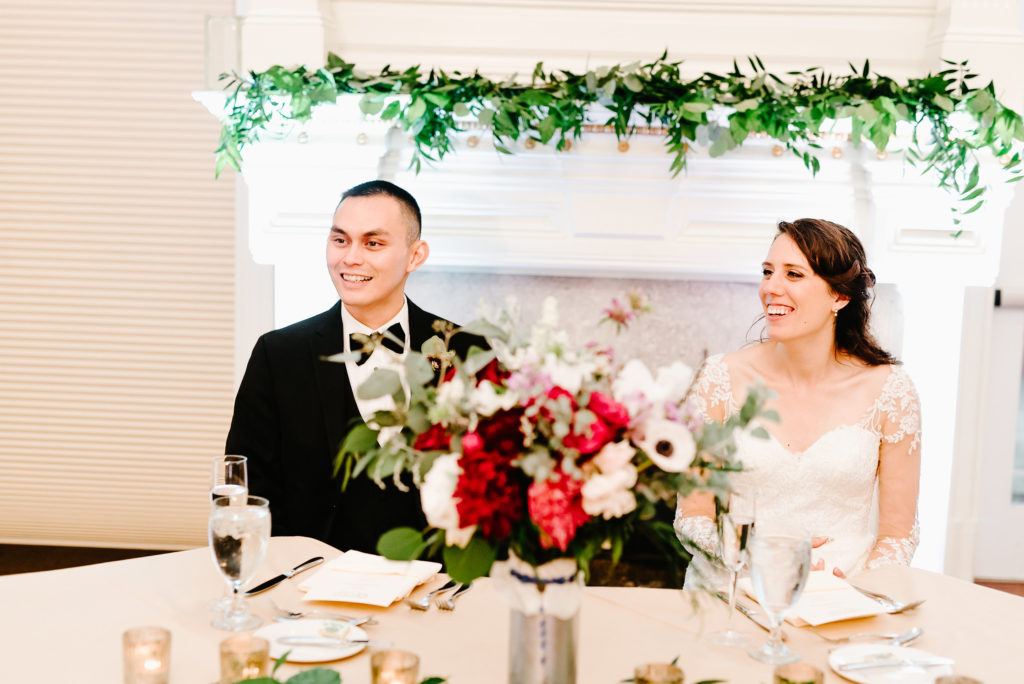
[226,180,477,553]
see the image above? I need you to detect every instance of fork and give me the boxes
[405,578,458,611]
[849,585,925,613]
[269,600,377,625]
[436,582,472,610]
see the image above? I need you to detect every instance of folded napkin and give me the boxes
[739,573,885,626]
[298,550,442,607]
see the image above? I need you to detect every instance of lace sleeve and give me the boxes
[674,495,717,556]
[866,367,922,568]
[685,354,737,424]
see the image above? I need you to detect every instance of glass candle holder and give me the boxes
[123,626,171,684]
[774,662,824,684]
[634,662,684,684]
[219,634,270,684]
[370,649,420,684]
[935,678,983,684]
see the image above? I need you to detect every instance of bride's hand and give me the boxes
[809,537,844,577]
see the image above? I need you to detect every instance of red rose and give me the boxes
[454,448,524,540]
[413,423,451,451]
[460,431,484,455]
[476,358,510,386]
[477,409,525,454]
[587,392,630,430]
[563,415,615,455]
[528,470,589,551]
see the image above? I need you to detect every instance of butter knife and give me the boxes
[838,657,954,672]
[245,556,324,596]
[714,592,769,633]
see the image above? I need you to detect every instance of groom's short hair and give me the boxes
[339,180,422,243]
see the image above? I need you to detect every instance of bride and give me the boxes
[675,218,921,588]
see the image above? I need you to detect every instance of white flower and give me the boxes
[469,381,520,417]
[612,358,659,415]
[593,440,635,474]
[539,296,559,328]
[581,465,637,519]
[654,361,695,405]
[631,418,697,472]
[420,454,477,547]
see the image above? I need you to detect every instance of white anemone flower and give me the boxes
[420,454,476,548]
[632,418,697,472]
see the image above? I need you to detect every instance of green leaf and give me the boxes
[406,97,427,121]
[453,101,470,117]
[623,74,643,92]
[420,678,447,684]
[461,349,498,376]
[357,368,403,400]
[477,108,495,127]
[377,527,427,560]
[285,667,342,684]
[933,94,954,112]
[405,353,436,388]
[749,426,771,440]
[961,199,984,215]
[458,318,508,340]
[359,95,385,115]
[443,536,496,583]
[423,92,450,108]
[855,102,878,123]
[381,100,402,120]
[734,98,759,112]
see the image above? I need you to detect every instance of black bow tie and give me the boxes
[350,323,406,365]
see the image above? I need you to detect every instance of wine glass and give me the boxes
[209,455,248,611]
[746,531,812,664]
[211,455,248,504]
[209,494,271,631]
[707,492,756,646]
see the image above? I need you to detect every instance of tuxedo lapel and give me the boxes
[310,301,360,463]
[408,298,444,351]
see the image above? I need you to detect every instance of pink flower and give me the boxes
[563,415,615,455]
[528,470,589,551]
[587,392,630,430]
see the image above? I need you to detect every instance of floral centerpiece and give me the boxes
[333,293,769,684]
[335,293,770,584]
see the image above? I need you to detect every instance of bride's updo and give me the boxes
[776,219,897,366]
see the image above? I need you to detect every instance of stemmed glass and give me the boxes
[209,494,271,631]
[211,455,248,504]
[209,455,248,612]
[746,531,812,664]
[708,492,756,646]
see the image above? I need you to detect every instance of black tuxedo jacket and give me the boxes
[225,299,479,553]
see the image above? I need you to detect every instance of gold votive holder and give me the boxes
[935,677,983,684]
[370,649,420,684]
[634,662,684,684]
[122,626,171,684]
[219,634,270,684]
[774,662,824,684]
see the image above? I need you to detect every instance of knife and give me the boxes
[838,657,954,672]
[277,636,369,647]
[245,556,324,596]
[713,592,786,640]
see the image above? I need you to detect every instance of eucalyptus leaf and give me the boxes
[285,669,341,684]
[443,536,497,583]
[406,97,427,121]
[377,527,427,560]
[357,368,403,400]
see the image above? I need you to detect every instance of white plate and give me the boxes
[254,618,368,663]
[829,643,954,683]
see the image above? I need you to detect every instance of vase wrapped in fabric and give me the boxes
[492,554,583,684]
[333,294,772,680]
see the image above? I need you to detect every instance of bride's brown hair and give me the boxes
[776,218,897,366]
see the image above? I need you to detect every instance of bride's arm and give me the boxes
[866,369,922,568]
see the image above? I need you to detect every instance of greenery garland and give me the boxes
[215,52,1023,228]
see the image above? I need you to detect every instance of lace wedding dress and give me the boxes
[675,354,921,590]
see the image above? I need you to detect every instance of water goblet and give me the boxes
[209,495,270,631]
[708,492,756,646]
[746,532,811,664]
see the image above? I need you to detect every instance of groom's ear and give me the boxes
[406,240,429,273]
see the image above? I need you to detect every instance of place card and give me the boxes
[298,550,441,607]
[739,573,884,626]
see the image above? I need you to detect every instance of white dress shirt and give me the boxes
[341,300,410,437]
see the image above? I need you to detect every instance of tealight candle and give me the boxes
[774,662,824,684]
[219,634,270,684]
[370,649,420,684]
[634,662,684,684]
[122,626,171,684]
